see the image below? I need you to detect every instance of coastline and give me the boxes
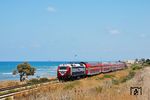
[0,61,59,81]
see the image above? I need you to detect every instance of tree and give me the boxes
[13,62,36,82]
[139,58,146,65]
[135,58,139,64]
[146,59,150,65]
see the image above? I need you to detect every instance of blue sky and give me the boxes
[0,0,150,61]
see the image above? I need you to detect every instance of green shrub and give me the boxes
[39,78,50,82]
[8,89,18,93]
[95,75,114,81]
[0,92,6,96]
[145,59,150,65]
[120,71,135,83]
[0,89,19,96]
[28,78,39,85]
[143,63,149,66]
[112,78,119,85]
[104,74,114,78]
[112,71,135,84]
[27,78,50,85]
[131,64,142,70]
[95,86,102,93]
[5,97,12,100]
[120,77,127,83]
[128,71,135,79]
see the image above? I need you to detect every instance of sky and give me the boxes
[0,0,150,61]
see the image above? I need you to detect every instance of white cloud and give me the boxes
[47,6,56,12]
[108,29,120,35]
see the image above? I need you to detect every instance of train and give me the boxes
[57,61,127,81]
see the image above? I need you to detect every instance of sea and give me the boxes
[0,61,67,81]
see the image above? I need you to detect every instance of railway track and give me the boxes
[0,77,87,99]
[0,79,59,99]
[0,84,27,92]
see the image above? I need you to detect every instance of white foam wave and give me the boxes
[37,69,44,71]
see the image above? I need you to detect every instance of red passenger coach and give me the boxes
[82,62,102,75]
[57,61,126,81]
[101,62,112,73]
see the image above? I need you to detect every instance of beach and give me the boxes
[0,61,63,81]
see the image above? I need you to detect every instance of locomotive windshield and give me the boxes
[59,66,67,70]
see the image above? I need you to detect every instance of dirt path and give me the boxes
[136,67,150,100]
[122,67,150,100]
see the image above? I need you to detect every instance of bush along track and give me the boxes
[111,64,145,85]
[0,78,58,98]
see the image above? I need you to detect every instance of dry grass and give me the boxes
[0,80,22,89]
[13,66,150,100]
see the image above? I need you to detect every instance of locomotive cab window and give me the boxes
[59,67,67,70]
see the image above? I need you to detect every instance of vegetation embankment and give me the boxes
[12,63,147,100]
[111,64,141,85]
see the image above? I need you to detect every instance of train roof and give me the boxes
[59,63,85,67]
[59,61,125,67]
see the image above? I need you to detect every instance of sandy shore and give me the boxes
[0,80,22,89]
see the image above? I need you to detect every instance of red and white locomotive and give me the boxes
[57,62,126,81]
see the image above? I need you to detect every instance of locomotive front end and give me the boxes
[57,64,71,80]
